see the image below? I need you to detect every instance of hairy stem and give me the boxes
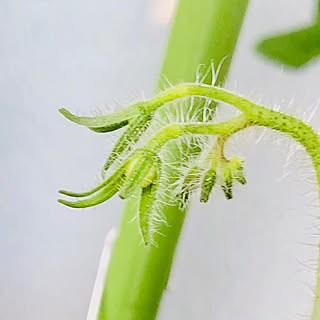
[140,85,320,318]
[145,115,250,152]
[129,83,320,178]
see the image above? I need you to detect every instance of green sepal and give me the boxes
[58,185,118,208]
[59,103,141,132]
[229,156,246,185]
[119,151,156,199]
[103,110,154,171]
[59,160,129,198]
[180,166,202,204]
[200,168,216,203]
[234,171,246,185]
[58,169,125,208]
[221,166,233,199]
[89,120,129,133]
[138,183,158,246]
[59,180,112,198]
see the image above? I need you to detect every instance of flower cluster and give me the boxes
[59,83,320,245]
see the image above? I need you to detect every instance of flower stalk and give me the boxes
[60,83,320,318]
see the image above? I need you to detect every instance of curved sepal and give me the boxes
[221,166,233,199]
[58,162,127,207]
[59,103,141,132]
[58,178,123,208]
[138,183,158,246]
[119,150,158,199]
[200,168,216,203]
[103,110,154,171]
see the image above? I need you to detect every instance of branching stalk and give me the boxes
[60,84,320,318]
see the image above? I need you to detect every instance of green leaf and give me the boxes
[256,23,320,67]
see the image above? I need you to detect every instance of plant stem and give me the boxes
[158,0,249,88]
[97,1,249,319]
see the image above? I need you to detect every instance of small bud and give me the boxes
[180,166,202,206]
[200,168,216,203]
[229,156,244,171]
[229,156,246,185]
[120,150,158,199]
[221,166,233,199]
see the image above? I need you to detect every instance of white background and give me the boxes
[1,0,320,319]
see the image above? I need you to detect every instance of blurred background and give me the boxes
[1,0,320,319]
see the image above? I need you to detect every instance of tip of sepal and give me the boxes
[200,168,216,203]
[221,185,233,199]
[235,174,247,185]
[59,107,90,127]
[229,156,244,171]
[58,182,119,208]
[58,164,127,208]
[222,166,233,200]
[102,112,154,171]
[141,231,151,247]
[58,198,82,208]
[59,108,73,119]
[58,189,90,197]
[179,166,203,206]
[229,157,247,185]
[58,189,72,195]
[200,196,209,203]
[59,106,135,133]
[58,166,126,199]
[138,184,157,247]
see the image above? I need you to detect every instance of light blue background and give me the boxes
[1,0,320,319]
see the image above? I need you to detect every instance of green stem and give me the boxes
[97,1,249,319]
[124,83,320,178]
[145,115,250,152]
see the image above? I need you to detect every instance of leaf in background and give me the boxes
[256,23,320,67]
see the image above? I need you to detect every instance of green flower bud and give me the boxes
[119,150,158,199]
[180,166,202,206]
[103,110,154,171]
[200,168,216,203]
[221,166,233,199]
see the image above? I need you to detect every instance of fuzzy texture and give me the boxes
[59,82,320,319]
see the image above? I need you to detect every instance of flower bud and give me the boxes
[200,168,216,203]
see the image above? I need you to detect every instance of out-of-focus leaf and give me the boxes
[256,23,319,67]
